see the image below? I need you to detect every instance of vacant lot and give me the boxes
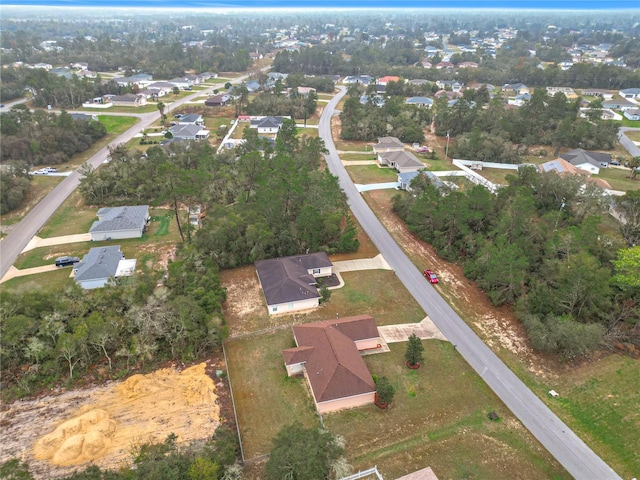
[595,166,640,191]
[345,165,399,184]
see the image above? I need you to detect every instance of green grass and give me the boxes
[594,167,640,191]
[624,130,640,142]
[322,342,569,480]
[224,331,320,459]
[617,117,640,128]
[2,268,75,294]
[38,191,98,238]
[340,153,377,161]
[81,104,159,114]
[14,243,93,269]
[345,165,400,184]
[97,115,138,134]
[335,141,372,152]
[152,213,171,236]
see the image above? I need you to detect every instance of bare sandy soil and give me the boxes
[0,362,221,479]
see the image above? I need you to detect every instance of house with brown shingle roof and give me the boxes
[283,315,381,414]
[255,252,333,315]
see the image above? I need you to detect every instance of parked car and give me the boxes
[33,169,48,175]
[55,256,80,267]
[610,160,621,166]
[423,269,439,284]
[416,146,430,153]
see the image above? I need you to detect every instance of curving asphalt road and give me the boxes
[318,87,621,480]
[0,75,251,279]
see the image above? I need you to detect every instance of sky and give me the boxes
[2,0,639,9]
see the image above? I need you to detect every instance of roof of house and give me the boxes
[178,114,203,124]
[539,158,589,175]
[395,466,440,480]
[405,96,433,105]
[560,148,612,168]
[74,245,123,282]
[603,98,636,108]
[255,252,332,306]
[620,88,640,95]
[169,124,207,139]
[89,205,149,234]
[375,136,405,150]
[252,116,284,129]
[283,315,378,403]
[381,150,424,169]
[110,93,144,103]
[378,75,400,83]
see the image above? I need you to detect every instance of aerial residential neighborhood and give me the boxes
[0,4,639,480]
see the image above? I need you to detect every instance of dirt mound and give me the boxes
[0,362,220,478]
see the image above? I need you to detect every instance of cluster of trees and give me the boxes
[0,163,30,215]
[438,90,618,159]
[340,85,432,143]
[1,105,107,165]
[393,167,640,358]
[0,254,226,400]
[0,427,241,480]
[80,122,359,269]
[246,89,318,121]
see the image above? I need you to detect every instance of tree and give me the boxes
[628,156,640,180]
[375,376,396,406]
[612,246,640,293]
[404,333,425,368]
[264,423,346,480]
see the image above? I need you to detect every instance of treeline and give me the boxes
[80,121,359,268]
[437,90,619,159]
[0,427,242,480]
[246,89,318,120]
[392,167,640,358]
[0,252,226,400]
[1,106,107,165]
[340,86,432,143]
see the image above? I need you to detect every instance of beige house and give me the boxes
[283,315,381,414]
[255,252,333,315]
[373,136,405,154]
[378,150,425,173]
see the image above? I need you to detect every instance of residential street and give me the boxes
[318,86,621,480]
[0,74,252,279]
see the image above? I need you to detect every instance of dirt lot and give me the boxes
[0,360,231,479]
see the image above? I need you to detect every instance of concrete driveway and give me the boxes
[332,254,392,272]
[378,317,448,343]
[21,233,92,253]
[1,264,73,283]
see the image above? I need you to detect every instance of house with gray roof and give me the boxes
[250,116,285,133]
[603,98,637,111]
[373,136,405,154]
[624,108,640,121]
[255,252,333,315]
[398,170,444,191]
[177,114,204,125]
[73,245,134,290]
[405,96,434,108]
[378,150,425,173]
[560,148,612,175]
[89,205,150,241]
[169,124,210,141]
[109,93,147,107]
[619,88,640,99]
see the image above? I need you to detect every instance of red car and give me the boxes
[423,269,439,284]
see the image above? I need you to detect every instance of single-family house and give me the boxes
[114,74,153,88]
[244,80,261,93]
[377,75,401,85]
[408,79,430,86]
[110,93,147,107]
[502,83,530,95]
[581,88,615,100]
[373,136,405,154]
[359,94,385,106]
[509,92,531,106]
[378,150,424,173]
[342,75,373,85]
[546,87,577,99]
[33,62,53,70]
[619,88,640,100]
[205,94,230,107]
[436,61,455,69]
[398,171,445,192]
[178,114,204,125]
[168,77,194,89]
[405,96,434,108]
[294,86,316,96]
[255,252,333,315]
[169,124,210,141]
[89,205,150,241]
[282,315,380,414]
[71,62,89,70]
[602,98,638,111]
[70,113,99,122]
[51,67,73,78]
[458,61,479,69]
[250,116,285,134]
[624,108,640,121]
[538,159,613,190]
[268,72,289,81]
[145,81,176,97]
[436,80,463,92]
[560,148,612,175]
[73,245,136,290]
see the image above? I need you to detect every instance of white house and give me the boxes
[89,205,150,241]
[73,245,135,290]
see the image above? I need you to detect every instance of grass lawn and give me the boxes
[324,342,569,480]
[81,104,158,114]
[224,331,319,459]
[476,167,514,186]
[97,115,138,133]
[594,167,640,191]
[624,130,640,142]
[346,165,400,184]
[340,153,377,161]
[618,118,640,128]
[1,268,75,294]
[297,127,319,137]
[335,140,372,152]
[38,191,98,238]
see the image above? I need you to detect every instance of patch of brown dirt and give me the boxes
[1,362,223,479]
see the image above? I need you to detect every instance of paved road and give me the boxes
[0,75,250,279]
[319,87,621,480]
[619,127,640,158]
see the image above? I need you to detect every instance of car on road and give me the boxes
[423,269,439,284]
[55,256,80,267]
